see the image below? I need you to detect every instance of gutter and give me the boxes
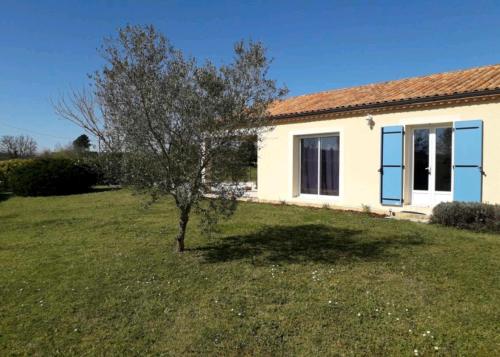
[269,88,500,121]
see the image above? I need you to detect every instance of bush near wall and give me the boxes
[0,159,34,191]
[431,201,500,232]
[8,158,97,196]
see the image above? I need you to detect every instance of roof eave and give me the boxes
[269,88,500,121]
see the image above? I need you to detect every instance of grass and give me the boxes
[0,189,498,355]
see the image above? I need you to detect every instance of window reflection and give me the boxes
[413,129,429,190]
[435,128,452,191]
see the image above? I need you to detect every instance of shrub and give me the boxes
[431,201,500,232]
[81,152,123,186]
[8,158,97,196]
[0,159,34,191]
[37,150,122,186]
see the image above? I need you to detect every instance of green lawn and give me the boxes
[0,190,498,355]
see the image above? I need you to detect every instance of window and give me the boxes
[300,135,339,196]
[413,128,429,190]
[435,127,452,192]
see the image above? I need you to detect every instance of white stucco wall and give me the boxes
[257,101,500,213]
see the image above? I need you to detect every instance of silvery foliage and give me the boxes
[55,25,286,249]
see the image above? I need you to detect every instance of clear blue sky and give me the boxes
[1,0,499,150]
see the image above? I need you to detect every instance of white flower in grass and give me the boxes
[414,349,419,356]
[357,312,361,317]
[328,300,332,304]
[408,329,412,333]
[426,330,430,334]
[434,346,439,351]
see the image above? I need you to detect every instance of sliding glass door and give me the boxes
[300,135,339,196]
[300,138,318,194]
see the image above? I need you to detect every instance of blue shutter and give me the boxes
[380,125,404,206]
[453,120,483,202]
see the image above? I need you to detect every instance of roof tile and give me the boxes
[269,64,500,117]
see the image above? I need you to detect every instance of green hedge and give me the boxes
[0,159,34,191]
[82,152,123,186]
[8,158,97,196]
[431,201,500,232]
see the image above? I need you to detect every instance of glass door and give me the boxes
[433,127,453,204]
[411,126,453,206]
[300,135,340,197]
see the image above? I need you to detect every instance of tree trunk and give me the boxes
[176,210,189,253]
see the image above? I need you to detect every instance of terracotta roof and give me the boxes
[269,64,500,118]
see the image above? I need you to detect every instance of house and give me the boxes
[257,64,500,215]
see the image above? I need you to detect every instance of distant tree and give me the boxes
[54,25,286,252]
[0,135,37,158]
[72,134,91,152]
[238,136,258,167]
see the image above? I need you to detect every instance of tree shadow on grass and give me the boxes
[89,185,122,193]
[196,224,425,265]
[0,192,12,203]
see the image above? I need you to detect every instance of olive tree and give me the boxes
[55,25,286,252]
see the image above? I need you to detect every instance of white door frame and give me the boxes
[410,124,454,207]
